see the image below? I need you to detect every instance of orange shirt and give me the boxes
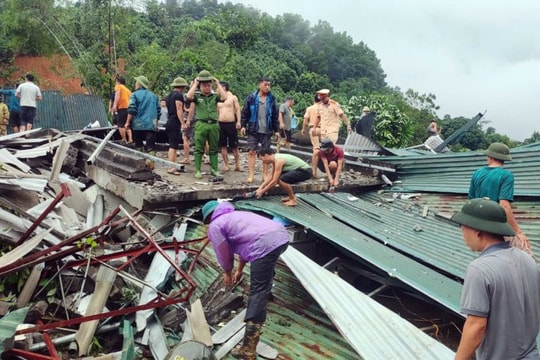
[114,84,131,109]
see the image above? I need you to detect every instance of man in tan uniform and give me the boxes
[312,88,351,143]
[302,95,322,177]
[217,82,242,172]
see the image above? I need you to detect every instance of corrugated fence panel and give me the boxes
[35,90,64,130]
[63,94,108,130]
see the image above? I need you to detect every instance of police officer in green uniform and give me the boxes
[186,70,228,178]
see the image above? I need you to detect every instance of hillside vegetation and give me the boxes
[1,0,533,147]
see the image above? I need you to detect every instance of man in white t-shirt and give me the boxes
[15,74,42,132]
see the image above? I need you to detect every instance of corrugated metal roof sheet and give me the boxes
[298,192,473,279]
[184,226,359,359]
[373,146,540,196]
[235,196,462,315]
[281,246,455,360]
[379,192,540,254]
[34,91,108,131]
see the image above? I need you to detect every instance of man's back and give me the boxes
[17,82,41,107]
[469,166,514,202]
[461,247,540,359]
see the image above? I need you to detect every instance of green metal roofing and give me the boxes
[184,226,359,359]
[33,91,108,132]
[235,196,462,316]
[372,146,540,196]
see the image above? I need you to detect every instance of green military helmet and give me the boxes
[197,70,212,82]
[484,142,512,161]
[171,77,188,87]
[451,198,515,236]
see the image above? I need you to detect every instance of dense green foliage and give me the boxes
[0,0,525,149]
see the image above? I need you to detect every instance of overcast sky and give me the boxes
[219,0,540,141]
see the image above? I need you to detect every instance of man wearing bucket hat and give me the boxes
[468,142,531,254]
[452,198,540,360]
[125,76,160,157]
[164,77,189,175]
[202,200,289,360]
[186,70,227,179]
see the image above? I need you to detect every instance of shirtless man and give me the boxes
[217,82,242,172]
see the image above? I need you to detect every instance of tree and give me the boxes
[343,94,412,148]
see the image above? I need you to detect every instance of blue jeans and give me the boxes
[245,243,288,323]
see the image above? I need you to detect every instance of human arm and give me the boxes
[240,96,250,136]
[334,158,344,185]
[234,96,241,129]
[232,259,246,284]
[499,199,530,250]
[454,315,487,360]
[321,157,334,184]
[278,104,285,130]
[256,158,284,197]
[175,99,185,126]
[340,113,352,132]
[186,79,199,101]
[213,78,227,101]
[112,89,120,113]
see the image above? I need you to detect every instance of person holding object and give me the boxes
[452,198,540,360]
[202,200,289,360]
[318,138,345,191]
[255,147,312,206]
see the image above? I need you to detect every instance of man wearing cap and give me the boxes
[217,81,242,172]
[0,84,21,133]
[301,95,322,177]
[468,142,531,254]
[164,77,189,175]
[240,77,280,183]
[452,198,540,360]
[255,147,312,207]
[312,89,351,143]
[112,76,132,144]
[318,138,345,191]
[186,70,227,179]
[125,76,160,156]
[202,200,289,360]
[355,106,376,139]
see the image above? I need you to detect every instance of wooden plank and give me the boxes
[188,299,212,346]
[211,309,246,344]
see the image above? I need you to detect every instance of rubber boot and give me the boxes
[210,154,220,176]
[231,322,261,360]
[194,153,202,179]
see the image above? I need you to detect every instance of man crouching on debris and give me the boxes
[202,200,289,360]
[452,198,540,360]
[255,147,312,206]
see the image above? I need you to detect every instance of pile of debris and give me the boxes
[0,129,259,360]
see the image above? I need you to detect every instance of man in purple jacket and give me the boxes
[202,200,289,360]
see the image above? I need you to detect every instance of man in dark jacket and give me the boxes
[240,77,279,183]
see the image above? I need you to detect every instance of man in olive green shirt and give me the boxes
[186,70,227,178]
[255,147,312,206]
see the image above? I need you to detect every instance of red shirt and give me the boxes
[319,145,344,162]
